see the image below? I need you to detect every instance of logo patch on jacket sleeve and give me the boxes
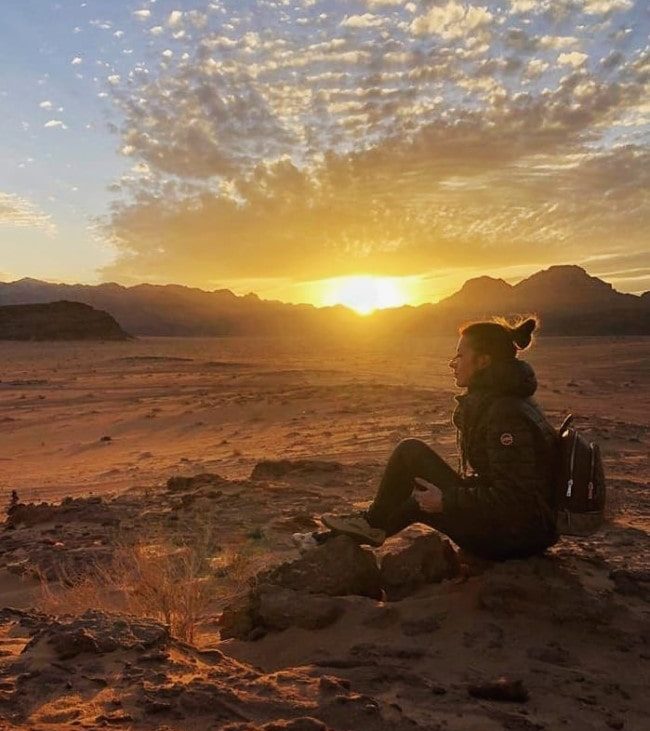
[500,432,514,446]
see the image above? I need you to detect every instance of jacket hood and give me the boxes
[467,358,537,398]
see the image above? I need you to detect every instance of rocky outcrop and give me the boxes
[0,609,411,731]
[220,532,463,640]
[263,535,382,598]
[220,536,381,640]
[377,527,460,600]
[0,300,130,340]
[6,495,119,530]
[23,609,170,660]
[1,495,129,581]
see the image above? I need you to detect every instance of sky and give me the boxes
[0,0,648,308]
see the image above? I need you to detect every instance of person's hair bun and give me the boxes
[510,317,538,350]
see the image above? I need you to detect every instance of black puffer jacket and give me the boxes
[441,359,559,560]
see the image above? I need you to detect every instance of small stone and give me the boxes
[467,677,529,702]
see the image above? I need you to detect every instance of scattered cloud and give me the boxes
[341,14,385,29]
[410,2,494,40]
[0,193,55,234]
[558,51,589,67]
[44,119,67,129]
[94,0,648,290]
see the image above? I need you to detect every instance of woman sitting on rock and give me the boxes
[294,316,560,561]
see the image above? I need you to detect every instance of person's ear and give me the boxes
[476,353,491,370]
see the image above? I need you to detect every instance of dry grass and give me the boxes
[37,523,259,643]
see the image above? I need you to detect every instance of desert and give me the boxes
[0,333,648,730]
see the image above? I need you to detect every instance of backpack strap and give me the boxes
[559,413,574,435]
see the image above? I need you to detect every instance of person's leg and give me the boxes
[366,438,463,532]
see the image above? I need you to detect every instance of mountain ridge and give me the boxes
[0,265,648,337]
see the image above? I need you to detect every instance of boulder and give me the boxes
[264,535,381,599]
[257,586,343,632]
[220,537,380,639]
[378,527,460,599]
[219,593,259,641]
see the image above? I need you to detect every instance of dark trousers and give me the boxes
[362,438,553,560]
[365,438,471,547]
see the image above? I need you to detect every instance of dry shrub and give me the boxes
[38,524,252,643]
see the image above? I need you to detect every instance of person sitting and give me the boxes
[293,316,559,562]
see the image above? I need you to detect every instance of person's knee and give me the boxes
[394,438,429,463]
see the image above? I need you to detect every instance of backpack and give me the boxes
[555,414,606,536]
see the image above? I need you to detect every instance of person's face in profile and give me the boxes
[449,335,490,388]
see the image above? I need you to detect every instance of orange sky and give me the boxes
[1,1,648,307]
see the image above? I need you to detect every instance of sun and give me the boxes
[321,276,408,315]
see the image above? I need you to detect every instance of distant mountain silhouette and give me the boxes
[0,301,130,341]
[432,265,648,335]
[0,266,647,337]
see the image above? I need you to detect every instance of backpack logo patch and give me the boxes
[500,432,514,446]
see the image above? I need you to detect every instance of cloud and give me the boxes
[168,10,184,28]
[0,193,55,233]
[100,0,649,290]
[365,0,404,7]
[44,120,68,129]
[39,100,53,109]
[410,2,494,40]
[103,100,649,283]
[132,9,151,21]
[558,51,589,67]
[341,14,385,28]
[71,56,82,65]
[582,0,633,14]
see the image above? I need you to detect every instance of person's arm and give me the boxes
[441,401,544,519]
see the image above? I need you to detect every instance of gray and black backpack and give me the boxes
[555,414,606,536]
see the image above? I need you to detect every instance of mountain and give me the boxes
[0,266,647,337]
[0,301,130,341]
[432,265,649,335]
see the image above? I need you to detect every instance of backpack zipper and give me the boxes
[587,442,596,500]
[566,432,578,497]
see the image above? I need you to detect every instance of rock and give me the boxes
[250,459,343,480]
[220,585,344,640]
[377,527,460,599]
[24,611,170,660]
[467,677,529,702]
[6,502,56,528]
[166,473,228,493]
[6,495,119,530]
[264,535,381,599]
[219,593,259,641]
[258,586,343,631]
[221,537,379,639]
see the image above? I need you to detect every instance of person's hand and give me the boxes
[413,477,444,513]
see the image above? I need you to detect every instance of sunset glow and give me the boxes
[0,1,648,297]
[321,276,409,315]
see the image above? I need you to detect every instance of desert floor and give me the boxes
[0,334,648,730]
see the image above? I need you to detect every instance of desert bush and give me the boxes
[37,521,255,643]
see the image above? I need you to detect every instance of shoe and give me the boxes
[320,512,386,547]
[291,532,320,554]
